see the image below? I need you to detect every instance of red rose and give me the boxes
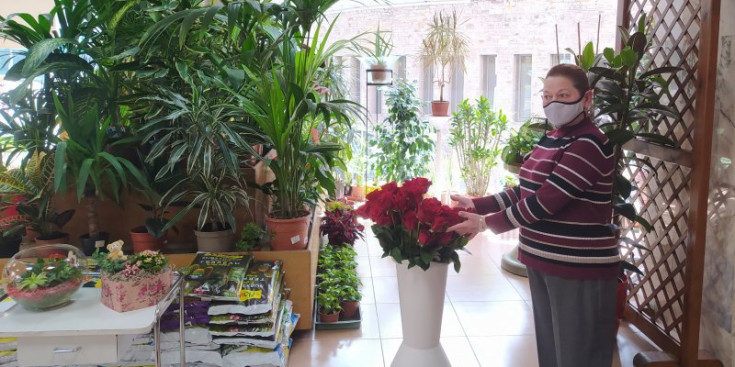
[418,229,432,245]
[402,177,431,201]
[417,198,442,223]
[402,210,419,229]
[431,215,449,232]
[438,232,454,245]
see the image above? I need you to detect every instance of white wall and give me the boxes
[0,1,55,49]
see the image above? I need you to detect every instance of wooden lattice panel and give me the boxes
[619,0,703,349]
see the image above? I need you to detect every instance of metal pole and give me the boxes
[179,284,185,367]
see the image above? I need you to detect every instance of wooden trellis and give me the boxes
[616,0,722,366]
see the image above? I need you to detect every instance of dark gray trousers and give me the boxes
[527,268,617,367]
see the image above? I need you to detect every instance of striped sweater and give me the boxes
[474,119,620,279]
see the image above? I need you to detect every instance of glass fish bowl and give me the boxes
[3,244,87,311]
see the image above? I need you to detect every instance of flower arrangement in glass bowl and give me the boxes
[94,241,173,312]
[356,177,472,272]
[3,244,86,311]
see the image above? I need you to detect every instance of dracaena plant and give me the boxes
[449,96,508,196]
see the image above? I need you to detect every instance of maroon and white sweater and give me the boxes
[474,119,620,279]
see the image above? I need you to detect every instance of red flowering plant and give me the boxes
[320,201,365,247]
[356,177,472,272]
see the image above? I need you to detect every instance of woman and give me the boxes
[448,63,618,367]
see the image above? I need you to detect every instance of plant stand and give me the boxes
[501,245,527,277]
[392,262,450,367]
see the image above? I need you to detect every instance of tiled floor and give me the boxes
[289,228,660,367]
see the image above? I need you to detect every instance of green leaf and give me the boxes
[634,216,652,232]
[605,129,635,146]
[22,38,75,76]
[615,174,632,199]
[581,42,596,71]
[622,260,644,276]
[603,48,615,64]
[627,32,648,55]
[640,66,680,79]
[620,47,638,67]
[634,133,676,147]
[613,203,636,221]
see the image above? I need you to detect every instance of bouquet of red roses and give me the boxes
[356,177,471,272]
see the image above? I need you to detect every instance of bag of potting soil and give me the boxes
[208,260,283,316]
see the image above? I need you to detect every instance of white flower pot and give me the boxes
[391,261,451,367]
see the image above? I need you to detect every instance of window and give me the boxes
[0,50,20,76]
[551,53,573,66]
[349,56,361,104]
[422,59,434,115]
[394,56,407,81]
[515,54,533,122]
[449,62,464,114]
[481,55,497,108]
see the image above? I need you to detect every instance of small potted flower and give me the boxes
[316,274,343,323]
[2,244,86,311]
[94,240,172,312]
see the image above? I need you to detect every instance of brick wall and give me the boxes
[325,0,618,123]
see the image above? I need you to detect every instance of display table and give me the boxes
[0,275,185,367]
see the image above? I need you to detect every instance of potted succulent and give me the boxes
[421,10,469,116]
[501,119,545,174]
[235,222,270,252]
[449,96,508,196]
[2,244,86,311]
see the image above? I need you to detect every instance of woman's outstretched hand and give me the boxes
[450,194,476,209]
[447,211,488,240]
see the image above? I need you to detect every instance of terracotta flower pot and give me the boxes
[340,300,360,319]
[431,101,450,116]
[319,311,340,323]
[265,212,310,251]
[130,227,168,253]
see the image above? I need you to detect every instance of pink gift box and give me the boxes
[101,268,172,312]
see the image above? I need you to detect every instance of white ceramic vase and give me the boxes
[391,261,451,367]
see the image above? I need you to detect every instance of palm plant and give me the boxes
[52,96,144,250]
[0,88,59,167]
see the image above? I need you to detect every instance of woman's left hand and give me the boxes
[447,211,488,239]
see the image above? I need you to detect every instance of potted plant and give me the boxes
[316,280,342,322]
[449,96,508,197]
[338,269,362,319]
[232,23,361,251]
[371,80,435,183]
[500,119,545,174]
[53,96,145,255]
[320,201,365,247]
[362,25,394,83]
[0,152,75,245]
[2,244,86,311]
[421,10,469,116]
[94,241,172,312]
[235,222,270,252]
[584,13,679,330]
[139,67,254,253]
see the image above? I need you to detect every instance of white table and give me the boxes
[0,275,185,367]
